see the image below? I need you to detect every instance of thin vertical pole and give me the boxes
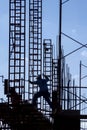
[79,61,81,110]
[73,79,75,109]
[58,0,62,107]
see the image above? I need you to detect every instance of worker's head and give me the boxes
[36,75,41,80]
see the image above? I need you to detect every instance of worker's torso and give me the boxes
[37,79,48,92]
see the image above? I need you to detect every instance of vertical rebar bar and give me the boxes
[58,0,62,108]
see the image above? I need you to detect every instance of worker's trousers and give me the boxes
[32,91,53,109]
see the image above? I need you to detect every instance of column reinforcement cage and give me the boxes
[28,0,42,107]
[43,39,53,118]
[9,0,26,101]
[52,59,59,91]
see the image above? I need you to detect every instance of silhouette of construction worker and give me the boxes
[29,74,53,109]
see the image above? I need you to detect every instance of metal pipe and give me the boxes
[58,0,62,108]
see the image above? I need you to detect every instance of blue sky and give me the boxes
[43,0,87,86]
[62,0,87,86]
[0,0,87,99]
[0,0,9,99]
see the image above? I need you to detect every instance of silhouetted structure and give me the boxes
[1,0,87,129]
[0,102,53,130]
[54,110,80,130]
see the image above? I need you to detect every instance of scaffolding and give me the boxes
[28,0,42,109]
[43,39,53,118]
[1,0,87,130]
[8,0,26,102]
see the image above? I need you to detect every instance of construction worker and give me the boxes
[29,74,53,109]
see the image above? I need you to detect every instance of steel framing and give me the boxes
[28,0,42,109]
[43,39,53,118]
[1,0,87,129]
[9,0,26,101]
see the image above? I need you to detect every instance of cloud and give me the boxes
[81,50,87,57]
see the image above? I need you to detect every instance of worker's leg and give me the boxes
[43,92,53,109]
[32,91,43,107]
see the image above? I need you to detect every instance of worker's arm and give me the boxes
[43,74,49,81]
[29,80,38,84]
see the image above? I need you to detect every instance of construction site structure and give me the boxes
[8,0,26,102]
[0,0,53,129]
[28,0,42,110]
[43,39,53,117]
[0,0,87,130]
